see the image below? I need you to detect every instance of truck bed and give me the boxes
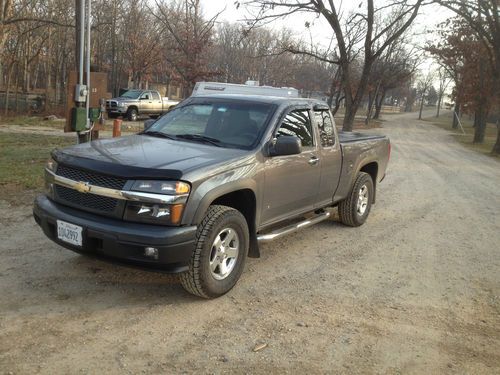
[334,131,390,203]
[338,131,386,143]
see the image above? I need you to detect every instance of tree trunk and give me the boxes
[14,72,19,113]
[75,0,82,72]
[473,107,487,143]
[365,84,380,125]
[436,94,442,117]
[3,63,13,115]
[45,28,52,112]
[342,59,372,131]
[418,95,425,120]
[373,90,386,120]
[492,120,500,155]
[452,101,460,129]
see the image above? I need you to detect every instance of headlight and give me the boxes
[124,180,190,225]
[131,180,190,195]
[118,102,125,107]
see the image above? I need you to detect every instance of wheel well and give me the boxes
[127,105,138,113]
[212,189,256,229]
[211,189,259,258]
[360,162,378,184]
[360,162,378,202]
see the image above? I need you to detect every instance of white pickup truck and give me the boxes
[106,89,178,121]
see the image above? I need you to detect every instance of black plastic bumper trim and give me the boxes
[33,195,197,273]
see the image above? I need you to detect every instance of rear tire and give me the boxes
[180,205,249,298]
[338,172,374,227]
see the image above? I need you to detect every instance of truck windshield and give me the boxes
[144,101,274,149]
[121,90,142,99]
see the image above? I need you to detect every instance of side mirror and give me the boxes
[144,119,155,130]
[270,136,302,156]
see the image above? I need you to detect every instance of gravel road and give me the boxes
[1,110,499,374]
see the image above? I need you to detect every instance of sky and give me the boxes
[200,0,455,74]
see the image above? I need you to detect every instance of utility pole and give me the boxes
[72,0,92,143]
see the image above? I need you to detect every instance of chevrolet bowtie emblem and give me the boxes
[74,181,91,194]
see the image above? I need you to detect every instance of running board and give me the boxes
[257,211,331,243]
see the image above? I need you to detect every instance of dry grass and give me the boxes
[0,132,74,203]
[0,115,64,129]
[0,115,145,135]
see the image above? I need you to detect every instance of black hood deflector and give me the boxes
[52,149,183,180]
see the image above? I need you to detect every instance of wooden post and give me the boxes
[113,118,122,137]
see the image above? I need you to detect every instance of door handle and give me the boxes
[308,156,319,165]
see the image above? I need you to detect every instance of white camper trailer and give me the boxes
[191,81,299,98]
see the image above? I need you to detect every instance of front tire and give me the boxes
[127,108,138,121]
[180,205,249,298]
[338,172,374,227]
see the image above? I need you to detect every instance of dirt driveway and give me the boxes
[1,110,499,374]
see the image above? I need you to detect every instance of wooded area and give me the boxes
[430,0,500,153]
[0,1,341,112]
[0,0,499,153]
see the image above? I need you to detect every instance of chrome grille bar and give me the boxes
[46,169,188,204]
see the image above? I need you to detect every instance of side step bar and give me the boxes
[257,211,331,243]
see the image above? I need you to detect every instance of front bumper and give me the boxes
[33,195,196,273]
[107,108,127,114]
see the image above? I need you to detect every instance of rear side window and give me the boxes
[313,110,335,147]
[152,92,160,101]
[277,109,314,148]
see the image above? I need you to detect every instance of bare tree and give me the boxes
[417,70,435,120]
[365,41,419,122]
[435,66,450,117]
[153,0,221,96]
[241,0,425,131]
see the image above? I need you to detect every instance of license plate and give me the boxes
[57,220,83,247]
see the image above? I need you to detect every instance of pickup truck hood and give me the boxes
[55,135,249,179]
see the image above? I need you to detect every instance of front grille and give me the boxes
[54,165,126,217]
[55,185,119,212]
[106,100,117,109]
[56,165,126,190]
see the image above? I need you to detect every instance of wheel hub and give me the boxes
[356,184,369,216]
[209,228,239,280]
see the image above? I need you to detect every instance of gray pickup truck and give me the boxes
[34,94,390,298]
[106,89,178,121]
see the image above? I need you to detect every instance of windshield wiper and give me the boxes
[140,131,177,140]
[176,134,223,147]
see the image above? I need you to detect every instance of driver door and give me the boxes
[140,91,153,114]
[260,108,321,226]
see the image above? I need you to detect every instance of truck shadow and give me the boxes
[4,249,203,319]
[4,214,348,317]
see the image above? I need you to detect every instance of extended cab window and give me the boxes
[152,92,160,101]
[277,109,314,148]
[314,110,335,147]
